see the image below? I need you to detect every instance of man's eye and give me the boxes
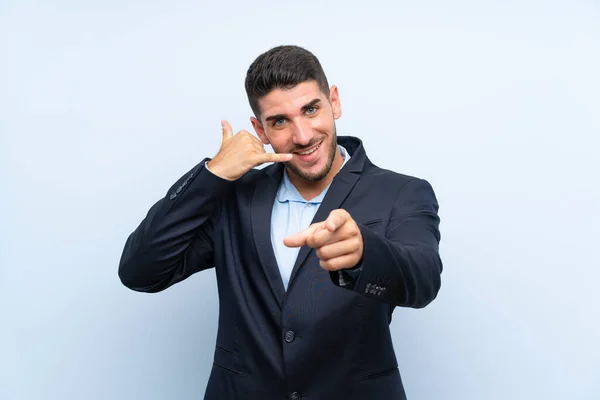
[306,107,317,115]
[274,118,286,126]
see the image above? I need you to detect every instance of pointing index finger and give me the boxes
[284,222,324,248]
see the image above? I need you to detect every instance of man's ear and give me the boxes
[251,116,270,145]
[329,85,342,120]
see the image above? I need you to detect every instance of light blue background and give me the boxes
[1,1,599,399]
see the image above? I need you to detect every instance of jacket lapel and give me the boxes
[251,164,286,308]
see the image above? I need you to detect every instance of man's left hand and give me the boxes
[283,209,364,271]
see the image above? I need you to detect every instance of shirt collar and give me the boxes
[276,144,351,204]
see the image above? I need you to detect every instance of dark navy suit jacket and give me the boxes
[118,136,443,400]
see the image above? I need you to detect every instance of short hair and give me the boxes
[244,45,330,119]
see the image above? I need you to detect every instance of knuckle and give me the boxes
[317,248,329,260]
[239,131,251,141]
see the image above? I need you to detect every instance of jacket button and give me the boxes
[284,331,295,343]
[290,392,300,399]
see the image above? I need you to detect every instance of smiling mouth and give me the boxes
[295,141,322,156]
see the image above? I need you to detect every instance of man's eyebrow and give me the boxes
[264,99,322,122]
[265,113,286,122]
[301,98,321,112]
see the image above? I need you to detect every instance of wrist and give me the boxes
[206,160,234,181]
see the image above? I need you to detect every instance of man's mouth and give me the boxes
[295,141,322,155]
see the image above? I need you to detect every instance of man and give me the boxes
[118,45,443,400]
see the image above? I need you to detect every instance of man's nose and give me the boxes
[291,121,313,146]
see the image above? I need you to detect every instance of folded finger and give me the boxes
[315,238,361,261]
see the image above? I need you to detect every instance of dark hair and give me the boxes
[244,45,330,119]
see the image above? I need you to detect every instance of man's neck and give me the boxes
[287,149,345,201]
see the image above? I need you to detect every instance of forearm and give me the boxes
[118,158,234,292]
[332,178,443,308]
[348,226,442,308]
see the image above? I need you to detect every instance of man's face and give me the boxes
[251,80,342,182]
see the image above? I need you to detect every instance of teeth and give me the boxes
[298,144,320,155]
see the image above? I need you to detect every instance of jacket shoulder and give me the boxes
[361,160,426,188]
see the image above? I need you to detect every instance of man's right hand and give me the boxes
[206,120,293,181]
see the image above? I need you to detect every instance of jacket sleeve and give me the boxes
[118,158,235,293]
[330,178,443,308]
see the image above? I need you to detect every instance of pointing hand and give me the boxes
[283,209,364,271]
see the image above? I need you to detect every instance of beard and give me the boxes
[284,126,338,182]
